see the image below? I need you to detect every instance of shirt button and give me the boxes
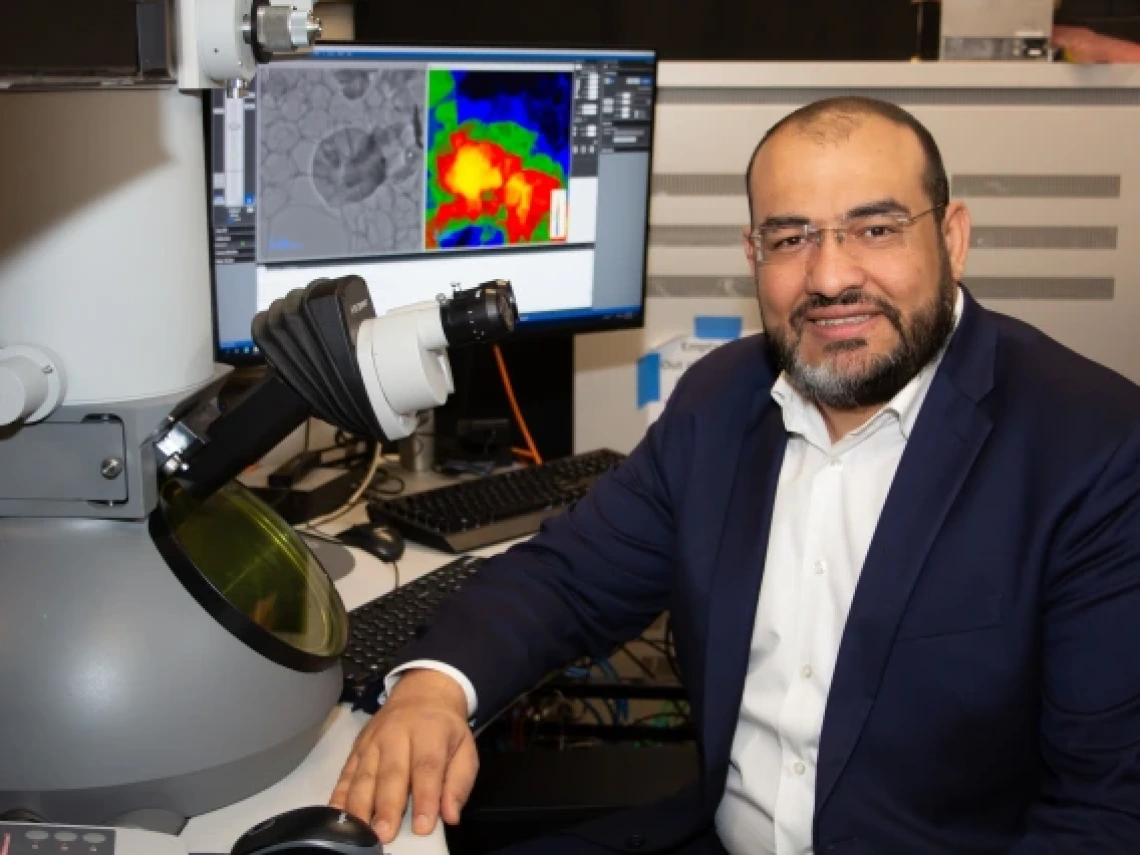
[814,560,826,575]
[802,665,813,678]
[794,761,806,775]
[829,458,842,468]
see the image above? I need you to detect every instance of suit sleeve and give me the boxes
[1011,425,1140,852]
[362,369,697,726]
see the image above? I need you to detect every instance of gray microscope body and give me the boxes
[0,0,516,833]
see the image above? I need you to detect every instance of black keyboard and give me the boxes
[341,554,486,694]
[366,448,627,553]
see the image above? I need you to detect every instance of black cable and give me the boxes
[577,698,607,725]
[618,644,658,680]
[628,712,690,728]
[367,470,406,497]
[603,698,621,724]
[664,615,681,679]
[640,638,671,658]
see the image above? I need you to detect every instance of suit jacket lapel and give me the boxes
[701,401,788,795]
[815,292,997,814]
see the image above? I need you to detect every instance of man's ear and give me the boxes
[941,201,971,281]
[742,226,759,275]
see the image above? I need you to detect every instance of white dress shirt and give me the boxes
[388,291,964,854]
[715,289,963,855]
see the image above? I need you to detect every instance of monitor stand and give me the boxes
[431,335,575,470]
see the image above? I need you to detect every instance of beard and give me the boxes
[763,244,958,410]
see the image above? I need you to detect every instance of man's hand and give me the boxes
[330,669,478,845]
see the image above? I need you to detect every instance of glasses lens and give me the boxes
[756,226,810,262]
[844,215,908,250]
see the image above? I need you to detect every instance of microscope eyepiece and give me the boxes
[439,279,518,348]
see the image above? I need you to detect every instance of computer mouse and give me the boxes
[231,805,382,855]
[337,522,405,563]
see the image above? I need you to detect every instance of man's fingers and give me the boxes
[329,750,361,811]
[345,738,384,827]
[441,735,479,825]
[373,737,413,843]
[326,680,473,846]
[408,730,451,835]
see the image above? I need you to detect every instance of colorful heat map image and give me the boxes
[426,69,573,249]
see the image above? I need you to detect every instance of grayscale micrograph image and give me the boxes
[257,64,425,262]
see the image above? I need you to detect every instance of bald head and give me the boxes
[745,97,949,225]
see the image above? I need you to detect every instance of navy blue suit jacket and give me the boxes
[392,291,1140,854]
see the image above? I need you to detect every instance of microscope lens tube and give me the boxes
[439,279,518,347]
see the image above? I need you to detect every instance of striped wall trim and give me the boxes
[647,276,1113,301]
[970,226,1117,250]
[649,225,1119,250]
[952,174,1122,198]
[963,277,1114,300]
[653,174,745,196]
[650,225,743,247]
[648,276,755,298]
[658,87,1140,106]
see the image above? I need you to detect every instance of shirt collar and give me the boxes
[771,286,965,442]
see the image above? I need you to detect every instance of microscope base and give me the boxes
[0,516,342,833]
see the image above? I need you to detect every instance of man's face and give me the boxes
[744,115,970,409]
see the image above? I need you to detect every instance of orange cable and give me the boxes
[492,343,543,465]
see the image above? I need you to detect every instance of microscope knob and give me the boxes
[0,346,65,427]
[0,355,48,426]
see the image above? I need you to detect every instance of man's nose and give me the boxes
[805,231,866,297]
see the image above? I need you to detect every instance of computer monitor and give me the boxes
[206,43,658,365]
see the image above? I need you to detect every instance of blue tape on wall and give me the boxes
[693,316,743,340]
[636,352,661,408]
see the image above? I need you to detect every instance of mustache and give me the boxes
[790,289,904,334]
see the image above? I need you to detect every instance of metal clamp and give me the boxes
[153,401,221,477]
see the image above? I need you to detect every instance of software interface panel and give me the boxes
[209,46,656,359]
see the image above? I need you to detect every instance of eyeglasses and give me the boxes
[748,204,946,265]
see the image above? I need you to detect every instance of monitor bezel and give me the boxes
[207,41,657,366]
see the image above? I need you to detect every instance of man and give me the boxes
[331,97,1140,854]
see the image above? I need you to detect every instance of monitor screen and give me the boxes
[207,44,657,364]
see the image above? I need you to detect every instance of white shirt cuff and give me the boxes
[383,660,479,719]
